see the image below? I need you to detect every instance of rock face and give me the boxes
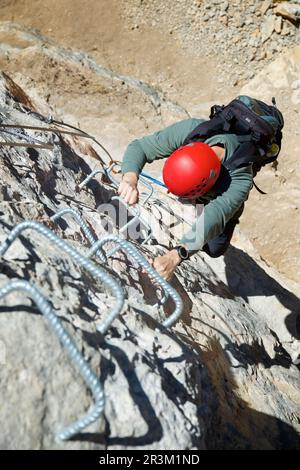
[239,45,300,283]
[0,21,189,159]
[274,1,300,24]
[0,20,299,283]
[0,71,299,450]
[0,72,204,450]
[120,0,300,86]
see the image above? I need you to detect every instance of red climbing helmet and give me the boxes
[162,142,221,198]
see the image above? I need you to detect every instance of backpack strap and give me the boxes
[184,122,263,172]
[210,104,224,118]
[223,141,260,172]
[182,116,226,145]
[253,180,267,195]
[224,141,272,193]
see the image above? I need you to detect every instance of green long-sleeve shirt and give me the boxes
[121,118,253,253]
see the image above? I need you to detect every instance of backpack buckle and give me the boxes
[225,110,234,121]
[258,146,265,157]
[210,104,223,119]
[252,130,261,142]
[223,109,234,132]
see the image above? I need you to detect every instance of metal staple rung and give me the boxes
[79,162,120,191]
[105,163,155,207]
[0,221,125,335]
[110,196,153,248]
[79,163,155,208]
[103,162,121,189]
[51,207,97,246]
[148,197,193,228]
[87,236,183,329]
[0,279,105,441]
[50,207,163,304]
[50,207,107,262]
[111,195,140,237]
[78,167,153,247]
[79,163,191,230]
[77,169,106,190]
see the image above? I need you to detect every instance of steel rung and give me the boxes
[0,279,105,441]
[87,236,183,329]
[0,221,124,334]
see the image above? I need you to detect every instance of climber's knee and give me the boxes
[202,243,229,258]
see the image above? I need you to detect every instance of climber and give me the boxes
[118,97,283,280]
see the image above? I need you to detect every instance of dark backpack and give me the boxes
[183,95,284,194]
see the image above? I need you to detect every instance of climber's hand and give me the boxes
[118,172,139,205]
[149,250,181,281]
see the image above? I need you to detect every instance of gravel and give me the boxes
[121,0,300,87]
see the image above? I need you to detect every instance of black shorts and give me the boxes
[202,204,244,258]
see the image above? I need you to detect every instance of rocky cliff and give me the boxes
[0,14,299,282]
[0,69,299,450]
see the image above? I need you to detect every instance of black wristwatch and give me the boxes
[174,245,190,263]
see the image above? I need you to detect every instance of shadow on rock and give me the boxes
[80,321,204,448]
[200,337,300,450]
[82,330,163,447]
[223,245,300,342]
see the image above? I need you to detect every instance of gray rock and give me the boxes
[274,2,300,23]
[235,16,245,28]
[0,72,205,450]
[261,15,275,43]
[281,20,293,36]
[0,23,299,451]
[261,0,272,16]
[275,16,283,34]
[248,37,259,47]
[220,1,229,12]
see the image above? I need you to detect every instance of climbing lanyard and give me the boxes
[140,171,166,188]
[0,141,53,150]
[0,121,110,165]
[0,127,54,150]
